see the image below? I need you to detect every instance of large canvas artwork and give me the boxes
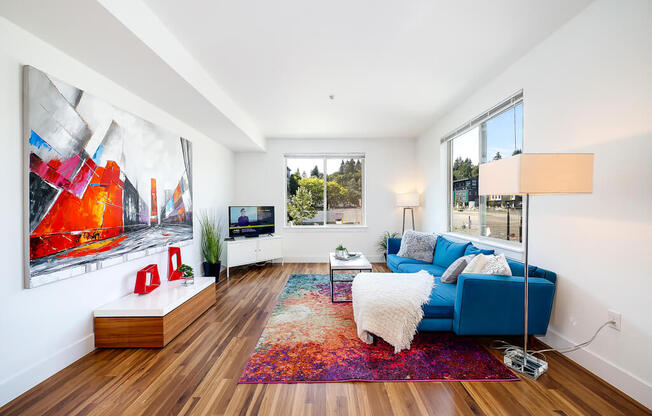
[24,66,193,288]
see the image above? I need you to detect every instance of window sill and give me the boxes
[443,232,524,254]
[283,225,368,232]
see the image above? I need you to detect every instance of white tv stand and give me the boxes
[225,235,283,278]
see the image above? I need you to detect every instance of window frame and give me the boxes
[284,153,367,229]
[444,91,525,247]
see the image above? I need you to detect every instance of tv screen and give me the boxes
[229,206,275,238]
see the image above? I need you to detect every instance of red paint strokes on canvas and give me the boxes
[67,158,95,197]
[57,235,128,258]
[30,159,125,259]
[56,154,82,181]
[30,153,71,189]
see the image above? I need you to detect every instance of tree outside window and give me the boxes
[286,156,365,226]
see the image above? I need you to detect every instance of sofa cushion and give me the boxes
[422,277,456,318]
[441,254,474,284]
[464,245,495,256]
[387,254,429,271]
[433,236,471,269]
[506,259,556,283]
[533,267,557,284]
[481,254,512,276]
[506,259,538,277]
[396,230,437,263]
[397,263,446,276]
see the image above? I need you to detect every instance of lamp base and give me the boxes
[504,350,548,379]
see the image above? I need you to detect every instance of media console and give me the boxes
[226,235,283,278]
[93,276,216,348]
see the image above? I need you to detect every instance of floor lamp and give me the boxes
[479,153,593,378]
[396,192,419,235]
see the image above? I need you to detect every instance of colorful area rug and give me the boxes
[239,274,518,383]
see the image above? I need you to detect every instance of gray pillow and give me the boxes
[441,254,475,284]
[396,230,437,263]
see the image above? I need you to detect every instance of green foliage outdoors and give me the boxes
[286,159,362,214]
[287,186,317,225]
[452,157,479,181]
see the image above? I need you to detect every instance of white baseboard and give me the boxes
[282,254,385,264]
[538,329,652,410]
[0,333,95,408]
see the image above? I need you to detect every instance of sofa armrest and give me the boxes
[453,273,556,335]
[387,238,401,256]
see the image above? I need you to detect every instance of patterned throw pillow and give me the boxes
[441,254,475,284]
[396,230,437,263]
[481,253,512,276]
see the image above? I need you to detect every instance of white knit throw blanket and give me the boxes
[352,271,434,353]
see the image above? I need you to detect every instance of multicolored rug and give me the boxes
[239,274,518,383]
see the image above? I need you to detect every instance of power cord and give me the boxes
[490,320,616,362]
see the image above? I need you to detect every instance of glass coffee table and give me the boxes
[329,252,372,303]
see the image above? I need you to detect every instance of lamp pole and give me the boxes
[401,207,415,235]
[523,193,530,370]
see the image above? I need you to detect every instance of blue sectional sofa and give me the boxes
[386,236,556,335]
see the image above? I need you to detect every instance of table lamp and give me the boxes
[479,153,593,378]
[396,192,419,235]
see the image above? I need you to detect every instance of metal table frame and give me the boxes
[329,259,372,303]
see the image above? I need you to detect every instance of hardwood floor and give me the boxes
[1,263,649,416]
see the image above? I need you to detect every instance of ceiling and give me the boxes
[143,0,592,139]
[0,0,264,151]
[2,0,592,149]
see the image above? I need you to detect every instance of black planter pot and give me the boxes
[202,261,222,283]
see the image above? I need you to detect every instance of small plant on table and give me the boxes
[178,264,194,285]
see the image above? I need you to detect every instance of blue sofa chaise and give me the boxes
[386,236,556,335]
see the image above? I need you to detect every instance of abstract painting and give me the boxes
[24,66,193,288]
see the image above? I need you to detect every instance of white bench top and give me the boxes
[94,275,215,317]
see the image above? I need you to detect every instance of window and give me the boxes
[285,155,365,226]
[447,94,523,243]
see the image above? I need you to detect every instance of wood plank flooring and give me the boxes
[1,263,649,416]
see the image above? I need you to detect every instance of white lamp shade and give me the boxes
[479,153,594,195]
[396,192,419,207]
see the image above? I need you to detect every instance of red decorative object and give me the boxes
[134,264,160,294]
[168,247,182,281]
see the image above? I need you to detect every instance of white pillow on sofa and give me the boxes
[481,253,512,276]
[461,253,512,276]
[462,253,488,274]
[396,230,437,263]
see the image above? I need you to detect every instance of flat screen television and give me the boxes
[228,206,275,238]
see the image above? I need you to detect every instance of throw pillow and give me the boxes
[432,236,471,268]
[396,230,437,263]
[464,245,495,256]
[441,254,475,284]
[481,253,512,276]
[462,253,489,274]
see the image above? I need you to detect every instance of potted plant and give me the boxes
[178,264,194,285]
[377,231,400,260]
[199,210,224,282]
[335,244,348,259]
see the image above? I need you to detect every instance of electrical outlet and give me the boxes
[608,310,622,331]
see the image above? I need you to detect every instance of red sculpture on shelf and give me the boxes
[134,264,161,294]
[168,246,182,281]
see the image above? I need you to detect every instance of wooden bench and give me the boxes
[94,276,216,348]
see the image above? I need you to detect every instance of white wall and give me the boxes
[234,138,417,262]
[0,18,234,407]
[416,0,652,408]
